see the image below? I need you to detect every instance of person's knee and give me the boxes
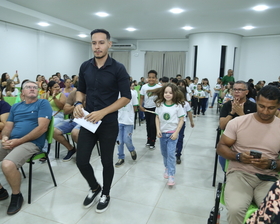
[53,128,63,140]
[227,203,247,221]
[71,129,79,143]
[2,160,17,174]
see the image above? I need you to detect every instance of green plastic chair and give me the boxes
[3,97,17,106]
[20,117,57,204]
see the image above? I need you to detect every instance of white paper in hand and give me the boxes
[73,108,102,133]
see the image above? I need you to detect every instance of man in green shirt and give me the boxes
[222,69,235,86]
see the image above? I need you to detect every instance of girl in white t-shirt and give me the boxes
[149,83,185,186]
[2,80,19,97]
[193,83,205,117]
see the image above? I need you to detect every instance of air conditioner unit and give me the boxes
[111,43,136,50]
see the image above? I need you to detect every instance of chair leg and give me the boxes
[45,153,57,187]
[28,158,35,204]
[55,141,60,159]
[212,182,222,224]
[20,167,26,179]
[212,128,222,187]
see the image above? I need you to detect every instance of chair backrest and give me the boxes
[46,116,55,144]
[3,97,17,106]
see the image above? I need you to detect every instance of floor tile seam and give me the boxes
[142,183,167,224]
[109,195,157,208]
[21,209,67,224]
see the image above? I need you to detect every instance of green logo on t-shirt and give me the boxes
[147,92,153,97]
[163,113,170,120]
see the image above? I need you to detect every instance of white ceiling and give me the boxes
[1,0,280,43]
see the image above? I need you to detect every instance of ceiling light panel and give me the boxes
[169,8,184,14]
[253,5,269,11]
[37,22,50,27]
[182,26,193,30]
[243,26,255,30]
[78,34,87,38]
[126,27,136,32]
[95,12,109,17]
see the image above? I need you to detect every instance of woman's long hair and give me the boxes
[6,79,15,92]
[148,83,185,107]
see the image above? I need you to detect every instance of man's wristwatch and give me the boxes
[269,160,278,170]
[236,153,242,162]
[229,113,234,117]
[74,101,82,107]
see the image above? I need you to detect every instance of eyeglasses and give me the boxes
[24,85,38,90]
[233,88,247,92]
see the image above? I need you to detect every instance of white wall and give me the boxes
[188,33,242,90]
[1,22,279,89]
[0,22,91,84]
[239,35,280,84]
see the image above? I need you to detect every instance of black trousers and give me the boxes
[144,107,156,146]
[76,121,118,195]
[193,98,202,115]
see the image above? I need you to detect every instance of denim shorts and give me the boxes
[55,119,81,134]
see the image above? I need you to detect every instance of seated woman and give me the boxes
[39,81,48,97]
[36,74,43,88]
[41,81,66,126]
[1,72,20,90]
[2,80,19,97]
[61,78,76,98]
[71,75,79,88]
[0,91,11,139]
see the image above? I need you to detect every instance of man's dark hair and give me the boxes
[162,76,169,83]
[176,74,182,78]
[257,85,280,103]
[248,79,254,83]
[235,80,248,89]
[90,29,111,40]
[185,76,191,81]
[148,70,157,77]
[172,78,178,84]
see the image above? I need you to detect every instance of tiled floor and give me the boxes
[0,107,229,224]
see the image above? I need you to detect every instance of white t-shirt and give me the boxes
[202,85,210,98]
[140,83,161,108]
[189,83,198,93]
[194,90,206,98]
[155,103,185,133]
[214,83,221,93]
[2,88,19,97]
[118,90,139,125]
[183,101,191,122]
[186,86,192,101]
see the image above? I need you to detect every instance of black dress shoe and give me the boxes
[7,193,24,215]
[0,188,9,201]
[176,156,181,164]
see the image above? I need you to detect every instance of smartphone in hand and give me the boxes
[250,150,262,159]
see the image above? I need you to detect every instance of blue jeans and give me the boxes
[176,122,185,157]
[117,124,135,159]
[211,92,219,107]
[160,133,178,176]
